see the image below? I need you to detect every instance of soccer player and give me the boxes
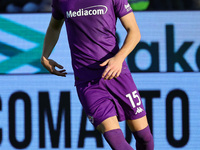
[41,0,154,149]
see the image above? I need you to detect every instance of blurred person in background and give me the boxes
[6,0,41,13]
[39,0,52,12]
[192,0,200,9]
[148,0,168,10]
[0,0,9,12]
[148,0,194,10]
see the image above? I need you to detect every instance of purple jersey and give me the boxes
[52,0,133,85]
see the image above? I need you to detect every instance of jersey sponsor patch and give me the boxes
[135,107,144,115]
[124,3,132,12]
[66,5,108,18]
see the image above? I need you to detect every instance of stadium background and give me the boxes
[0,6,200,150]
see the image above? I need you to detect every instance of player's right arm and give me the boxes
[41,16,67,77]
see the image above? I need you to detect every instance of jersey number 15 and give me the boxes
[126,90,141,108]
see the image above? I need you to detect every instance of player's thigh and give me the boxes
[96,116,120,133]
[126,115,149,132]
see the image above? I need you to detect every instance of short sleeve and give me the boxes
[114,0,133,18]
[52,0,64,20]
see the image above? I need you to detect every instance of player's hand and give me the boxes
[100,56,123,80]
[41,56,67,77]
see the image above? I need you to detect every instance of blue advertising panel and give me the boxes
[0,12,199,149]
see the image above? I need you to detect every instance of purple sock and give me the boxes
[103,129,134,150]
[132,126,154,150]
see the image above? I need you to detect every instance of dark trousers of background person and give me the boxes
[148,0,194,10]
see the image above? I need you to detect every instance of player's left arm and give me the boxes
[100,12,141,80]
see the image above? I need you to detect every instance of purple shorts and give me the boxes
[76,73,146,127]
